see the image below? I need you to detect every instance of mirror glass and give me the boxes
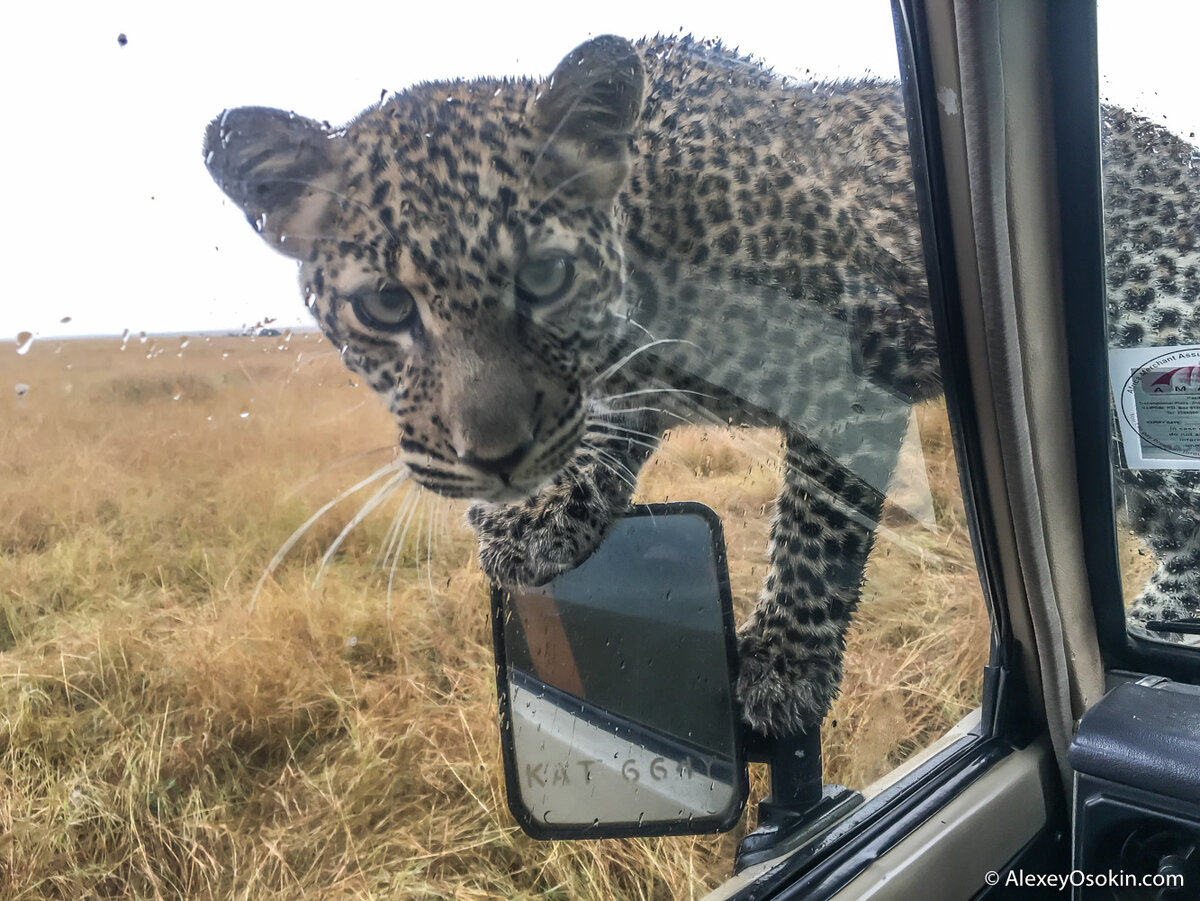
[492,503,746,838]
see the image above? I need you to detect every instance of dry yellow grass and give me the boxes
[1,335,988,898]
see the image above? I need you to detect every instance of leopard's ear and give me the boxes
[203,107,340,259]
[533,35,645,204]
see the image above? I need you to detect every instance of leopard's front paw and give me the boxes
[735,628,837,737]
[467,494,612,588]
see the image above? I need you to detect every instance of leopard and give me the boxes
[203,34,1200,738]
[1103,104,1200,636]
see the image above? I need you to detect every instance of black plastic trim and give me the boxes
[891,0,1017,737]
[1048,0,1200,684]
[733,736,1009,901]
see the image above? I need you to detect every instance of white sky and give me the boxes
[1,1,1196,342]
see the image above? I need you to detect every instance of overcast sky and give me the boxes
[2,1,1196,343]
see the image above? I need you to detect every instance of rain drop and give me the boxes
[239,409,251,420]
[14,382,30,398]
[15,332,34,355]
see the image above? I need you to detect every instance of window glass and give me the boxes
[1,1,986,895]
[1098,2,1200,648]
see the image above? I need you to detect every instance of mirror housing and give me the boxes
[490,503,748,839]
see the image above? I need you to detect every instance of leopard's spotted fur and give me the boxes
[204,35,1200,736]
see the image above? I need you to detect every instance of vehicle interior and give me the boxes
[491,0,1200,898]
[703,0,1200,897]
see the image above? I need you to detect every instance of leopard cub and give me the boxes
[205,34,1200,736]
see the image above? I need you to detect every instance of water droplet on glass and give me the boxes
[172,392,182,401]
[14,382,30,398]
[60,316,72,324]
[15,332,34,355]
[179,336,190,350]
[239,409,250,420]
[138,331,148,344]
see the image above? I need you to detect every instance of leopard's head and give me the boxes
[204,36,644,501]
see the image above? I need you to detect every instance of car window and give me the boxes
[1,2,987,896]
[1098,1,1200,651]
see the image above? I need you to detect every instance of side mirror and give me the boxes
[490,502,748,838]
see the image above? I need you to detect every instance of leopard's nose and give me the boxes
[460,437,535,479]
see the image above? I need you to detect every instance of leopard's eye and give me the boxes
[515,253,575,305]
[351,285,417,332]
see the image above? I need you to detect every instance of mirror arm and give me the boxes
[735,728,863,873]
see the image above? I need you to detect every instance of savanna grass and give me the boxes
[1,335,987,898]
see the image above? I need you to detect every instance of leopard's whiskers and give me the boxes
[377,482,422,569]
[599,387,718,404]
[314,470,412,588]
[283,444,399,500]
[591,447,642,491]
[580,440,638,493]
[590,404,695,426]
[386,485,427,636]
[250,461,405,614]
[591,337,701,386]
[618,376,785,463]
[424,493,439,603]
[587,421,664,444]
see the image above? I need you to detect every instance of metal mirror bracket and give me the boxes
[736,729,863,873]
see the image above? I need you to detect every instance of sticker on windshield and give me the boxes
[1110,345,1200,469]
